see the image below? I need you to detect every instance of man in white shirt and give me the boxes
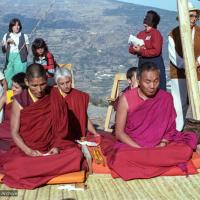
[168,2,200,131]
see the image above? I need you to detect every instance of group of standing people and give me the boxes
[0,18,58,134]
[129,2,200,132]
[1,18,57,88]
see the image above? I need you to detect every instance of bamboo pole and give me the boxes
[177,0,200,119]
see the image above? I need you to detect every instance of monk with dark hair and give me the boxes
[101,62,197,180]
[1,63,85,189]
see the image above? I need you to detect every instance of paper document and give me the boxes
[76,140,98,147]
[128,34,144,46]
[58,184,85,191]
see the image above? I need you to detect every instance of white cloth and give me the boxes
[171,79,200,131]
[0,85,4,123]
[169,27,199,131]
[2,32,29,53]
[58,184,84,191]
[76,140,97,146]
[168,36,184,69]
[170,79,188,131]
[0,71,5,80]
[128,34,144,46]
[197,56,200,65]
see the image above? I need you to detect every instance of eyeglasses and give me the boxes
[190,14,199,19]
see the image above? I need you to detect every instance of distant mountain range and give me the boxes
[0,0,177,105]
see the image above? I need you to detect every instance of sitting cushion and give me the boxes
[47,170,85,184]
[191,152,200,168]
[89,145,197,176]
[89,146,111,174]
[110,161,197,178]
[162,161,197,176]
[91,145,199,177]
[0,171,85,185]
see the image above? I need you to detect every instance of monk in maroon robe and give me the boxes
[1,64,85,189]
[54,67,98,140]
[101,62,198,180]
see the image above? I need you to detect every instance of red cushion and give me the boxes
[191,152,200,168]
[162,161,197,176]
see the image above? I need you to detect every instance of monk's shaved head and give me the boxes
[137,62,160,98]
[25,63,47,99]
[26,63,47,81]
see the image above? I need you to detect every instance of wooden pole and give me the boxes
[177,0,200,119]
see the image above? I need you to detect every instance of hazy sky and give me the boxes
[116,0,200,11]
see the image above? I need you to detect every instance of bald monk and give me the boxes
[1,64,85,189]
[101,62,197,180]
[54,67,98,140]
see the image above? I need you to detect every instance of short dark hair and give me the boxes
[12,72,27,89]
[137,62,160,78]
[26,63,47,81]
[32,38,48,58]
[9,18,22,33]
[126,67,137,79]
[147,10,160,28]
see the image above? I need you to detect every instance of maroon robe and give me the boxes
[101,89,197,180]
[0,103,12,152]
[2,89,84,189]
[64,88,89,140]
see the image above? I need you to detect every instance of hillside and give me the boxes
[0,0,177,105]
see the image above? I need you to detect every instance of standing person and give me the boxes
[32,38,57,86]
[168,2,200,131]
[2,18,29,89]
[129,10,166,90]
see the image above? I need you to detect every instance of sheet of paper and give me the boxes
[128,34,144,46]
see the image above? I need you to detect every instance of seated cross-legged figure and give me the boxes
[54,67,98,140]
[101,62,197,180]
[1,64,85,189]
